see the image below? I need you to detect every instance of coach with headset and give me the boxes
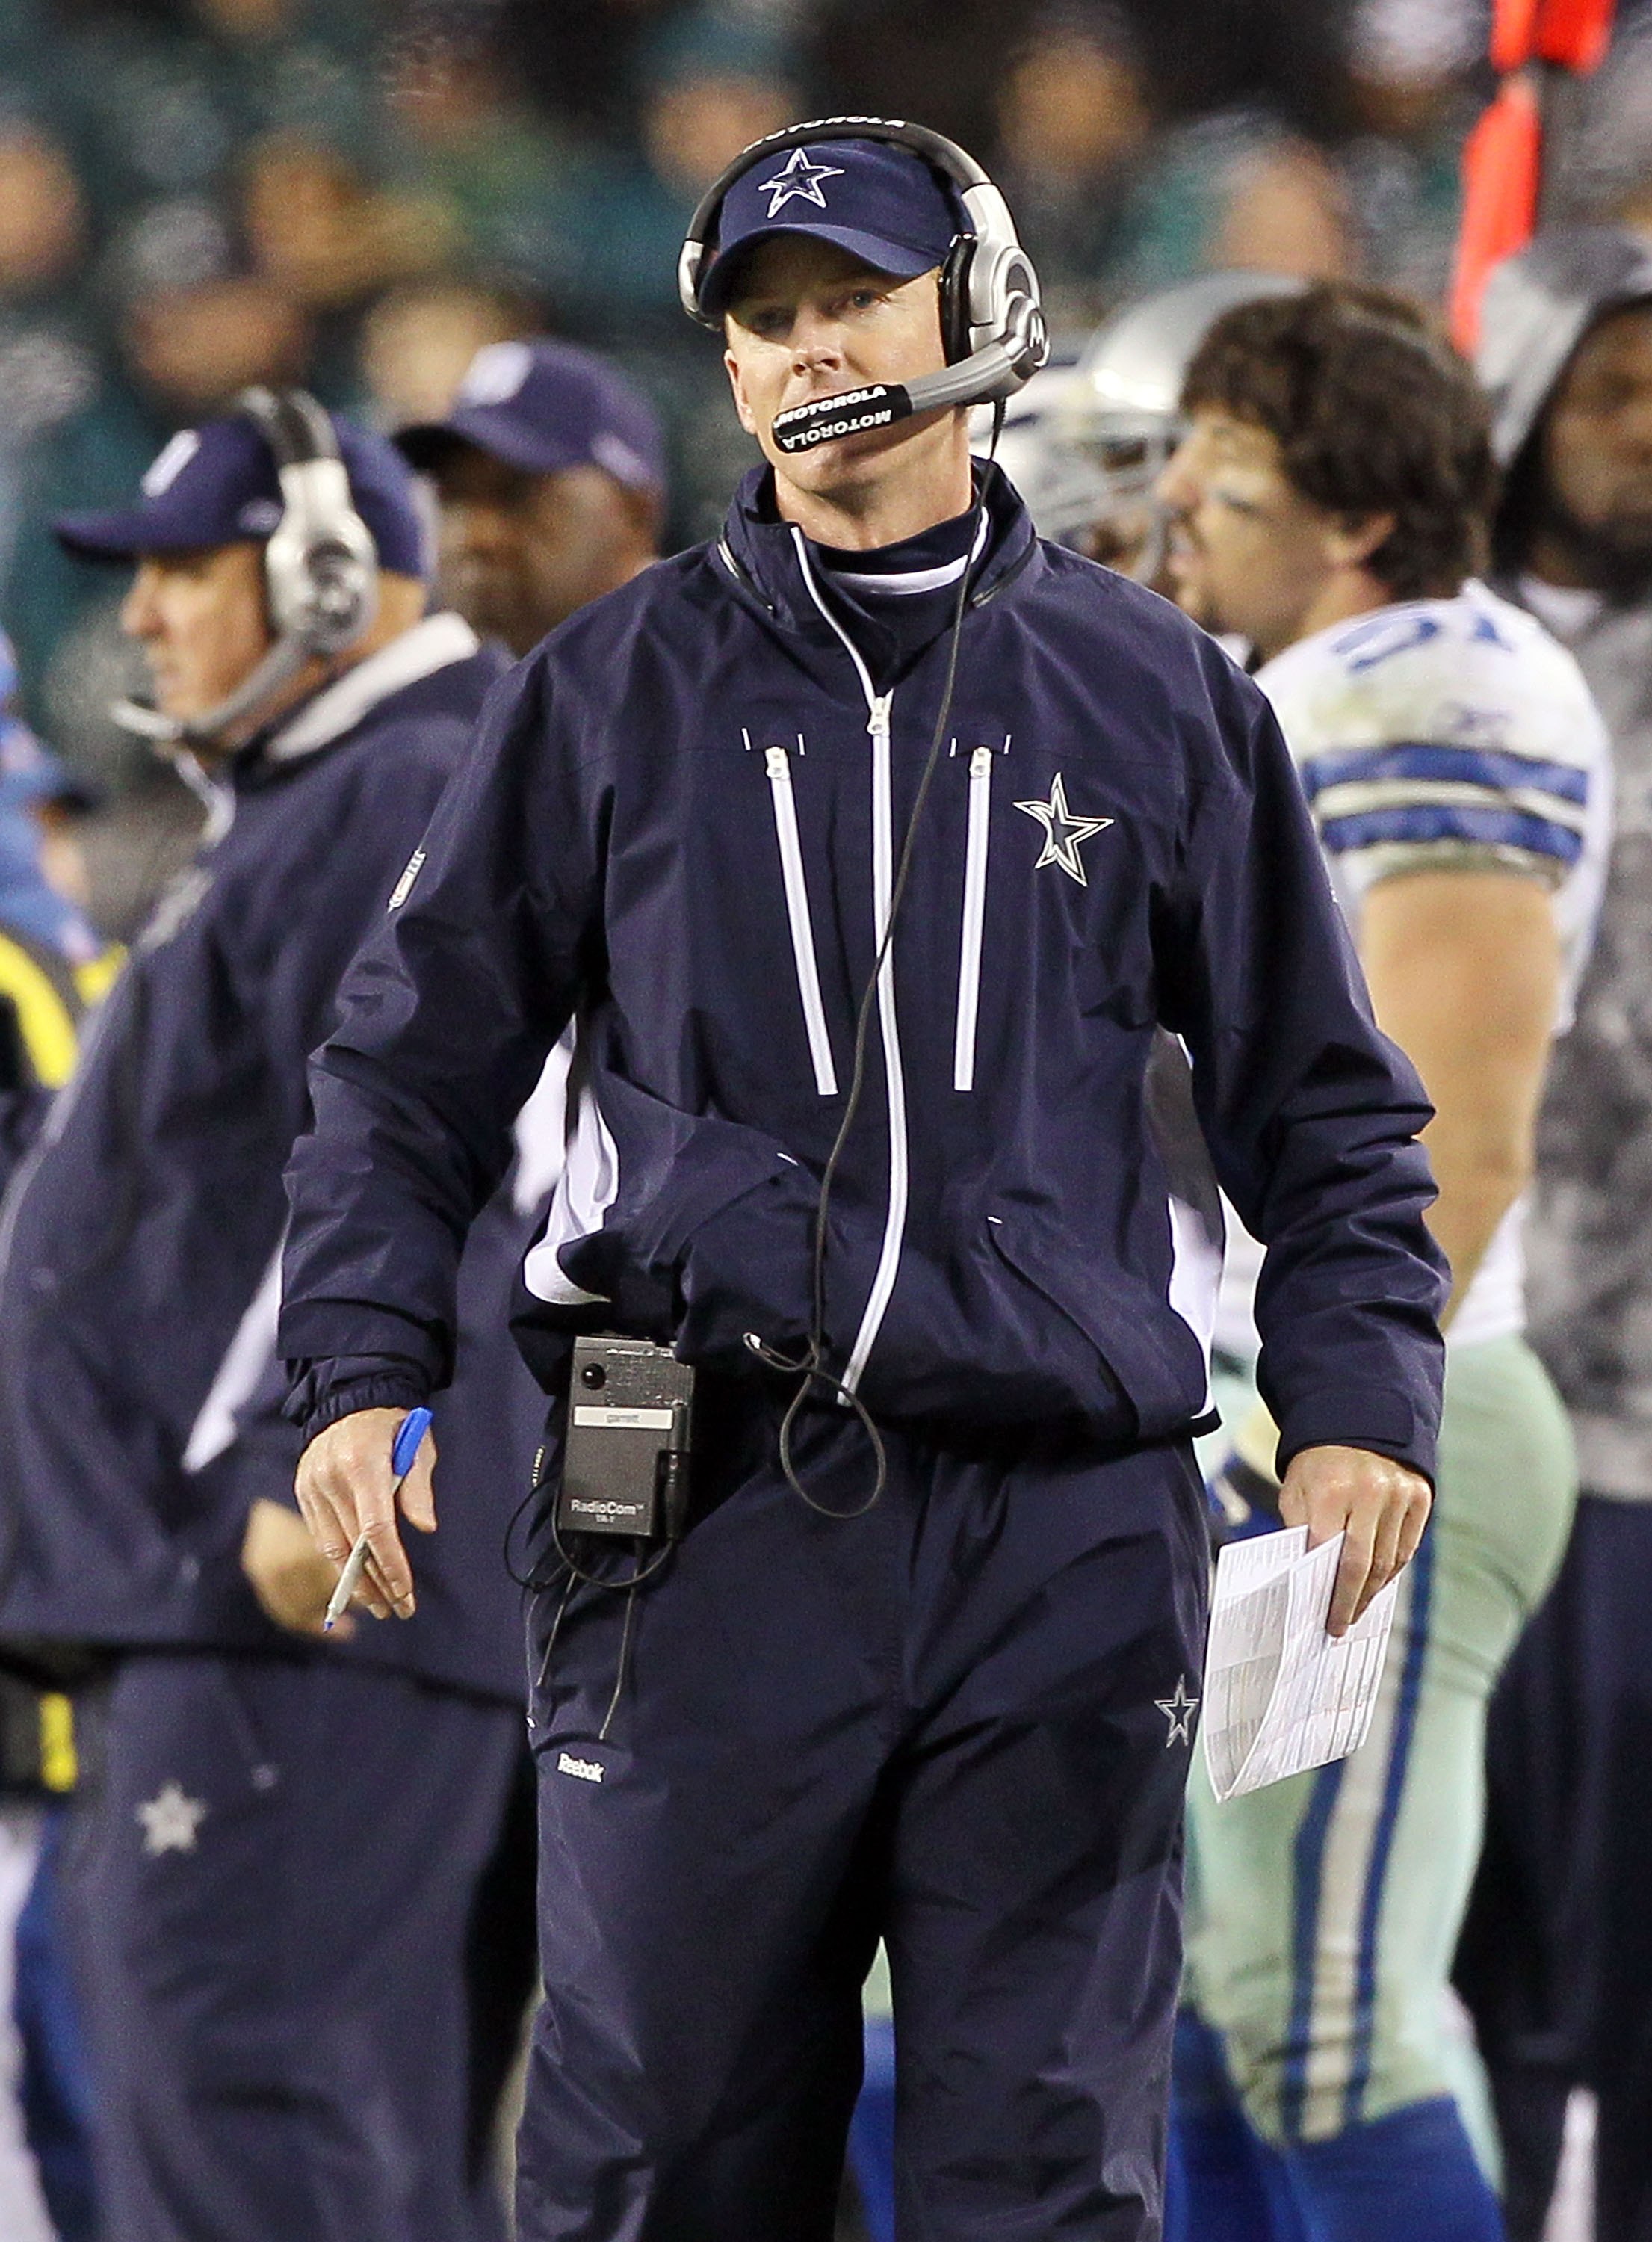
[282,123,1448,2238]
[0,395,539,2242]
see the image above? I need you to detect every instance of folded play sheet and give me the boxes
[1201,1527,1400,1802]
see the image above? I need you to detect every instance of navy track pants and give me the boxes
[68,1651,526,2242]
[518,1392,1210,2241]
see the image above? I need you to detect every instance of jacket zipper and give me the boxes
[791,529,909,1401]
[764,745,838,1096]
[847,688,907,1398]
[954,746,993,1092]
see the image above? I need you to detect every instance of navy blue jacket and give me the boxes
[0,616,537,1699]
[282,468,1447,1480]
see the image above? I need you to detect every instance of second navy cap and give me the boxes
[55,412,427,576]
[396,339,666,495]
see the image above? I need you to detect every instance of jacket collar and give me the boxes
[259,611,481,766]
[716,458,1041,652]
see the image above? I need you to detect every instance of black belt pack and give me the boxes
[557,1336,695,1543]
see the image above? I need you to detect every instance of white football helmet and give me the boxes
[1012,271,1305,575]
[968,358,1107,547]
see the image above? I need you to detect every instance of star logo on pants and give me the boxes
[136,1782,208,1856]
[1013,773,1113,886]
[756,147,845,217]
[1155,1676,1199,1748]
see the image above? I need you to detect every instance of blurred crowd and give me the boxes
[4,7,1652,2238]
[3,0,1652,910]
[0,1,1548,825]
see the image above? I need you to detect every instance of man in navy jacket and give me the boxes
[0,407,536,2242]
[282,132,1446,2240]
[395,335,666,660]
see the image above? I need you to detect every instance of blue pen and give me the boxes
[323,1406,434,1631]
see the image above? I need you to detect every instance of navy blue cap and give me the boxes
[699,137,964,318]
[53,412,429,578]
[395,339,666,495]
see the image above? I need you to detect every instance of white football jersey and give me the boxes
[1217,579,1612,1356]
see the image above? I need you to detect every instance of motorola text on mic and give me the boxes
[770,314,1050,455]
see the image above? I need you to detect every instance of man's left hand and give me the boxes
[1278,1445,1432,1637]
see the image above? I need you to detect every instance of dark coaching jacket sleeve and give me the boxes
[183,714,488,1517]
[279,652,587,1423]
[1157,648,1448,1480]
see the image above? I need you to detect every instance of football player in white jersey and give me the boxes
[1145,285,1610,2241]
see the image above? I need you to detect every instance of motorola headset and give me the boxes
[680,117,1051,454]
[117,386,380,747]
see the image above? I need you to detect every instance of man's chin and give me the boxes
[1536,491,1652,600]
[1598,516,1652,590]
[447,586,525,649]
[1164,558,1211,624]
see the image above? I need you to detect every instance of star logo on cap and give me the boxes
[756,146,845,218]
[1013,773,1113,886]
[140,429,201,498]
[459,339,533,407]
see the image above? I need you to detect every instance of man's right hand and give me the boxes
[294,1406,438,1622]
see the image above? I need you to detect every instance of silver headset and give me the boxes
[117,386,380,747]
[680,116,1050,454]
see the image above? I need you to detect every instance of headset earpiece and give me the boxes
[238,387,379,659]
[955,182,1048,378]
[938,234,975,367]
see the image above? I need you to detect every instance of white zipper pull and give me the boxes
[955,748,994,1092]
[867,692,892,742]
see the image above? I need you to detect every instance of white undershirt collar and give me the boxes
[264,611,480,762]
[827,513,990,599]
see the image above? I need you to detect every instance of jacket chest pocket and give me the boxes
[953,753,1157,1081]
